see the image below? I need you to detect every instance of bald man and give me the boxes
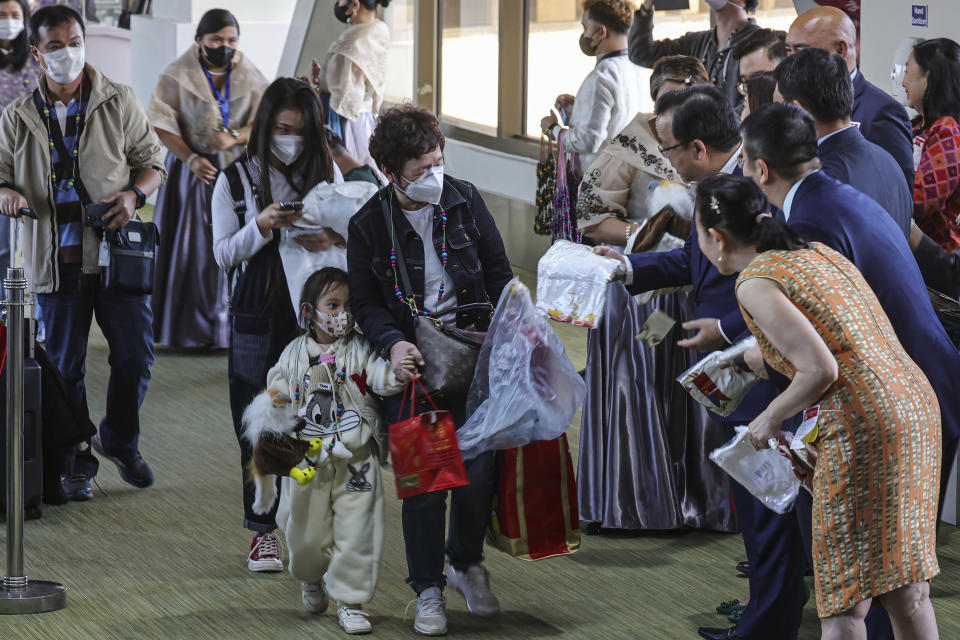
[787,7,913,187]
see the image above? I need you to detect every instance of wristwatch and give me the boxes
[128,185,146,210]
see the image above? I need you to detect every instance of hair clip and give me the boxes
[755,212,773,224]
[709,196,720,213]
[683,75,693,85]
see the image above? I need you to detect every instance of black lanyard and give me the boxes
[199,56,231,128]
[598,49,628,63]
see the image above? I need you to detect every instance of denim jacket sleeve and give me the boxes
[347,212,408,359]
[468,184,514,307]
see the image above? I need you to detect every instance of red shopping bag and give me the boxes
[388,377,469,499]
[487,434,580,560]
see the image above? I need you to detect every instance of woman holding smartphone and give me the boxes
[212,77,340,573]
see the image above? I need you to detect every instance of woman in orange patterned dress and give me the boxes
[694,174,941,640]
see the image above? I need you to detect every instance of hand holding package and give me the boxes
[536,240,621,328]
[458,278,586,460]
[678,337,759,417]
[709,426,800,514]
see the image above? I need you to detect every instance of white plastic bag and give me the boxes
[535,240,621,328]
[709,426,801,514]
[458,278,586,460]
[278,180,378,310]
[678,337,759,417]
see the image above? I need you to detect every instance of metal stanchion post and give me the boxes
[0,267,66,614]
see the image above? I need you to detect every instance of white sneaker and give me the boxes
[445,564,500,616]
[301,582,329,614]
[405,586,447,636]
[247,531,283,572]
[338,604,372,634]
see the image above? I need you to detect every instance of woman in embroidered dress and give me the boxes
[902,37,960,254]
[575,55,735,533]
[148,9,268,348]
[310,0,390,181]
[0,0,40,274]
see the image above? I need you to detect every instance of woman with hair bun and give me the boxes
[696,173,941,639]
[311,0,392,181]
[148,8,269,348]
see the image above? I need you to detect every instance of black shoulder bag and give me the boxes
[380,189,491,404]
[223,161,287,334]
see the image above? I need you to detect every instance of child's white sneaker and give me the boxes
[445,564,500,616]
[338,604,372,635]
[301,581,329,614]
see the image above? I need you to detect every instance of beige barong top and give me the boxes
[318,20,389,121]
[148,44,268,166]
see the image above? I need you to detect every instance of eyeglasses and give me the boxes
[658,140,690,155]
[737,153,745,169]
[737,79,748,97]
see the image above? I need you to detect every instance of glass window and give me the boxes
[524,1,797,137]
[383,0,416,104]
[439,0,499,131]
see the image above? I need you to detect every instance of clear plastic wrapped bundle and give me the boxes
[535,240,622,328]
[709,426,801,514]
[677,337,759,417]
[458,278,586,460]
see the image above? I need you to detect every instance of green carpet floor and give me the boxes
[1,268,959,639]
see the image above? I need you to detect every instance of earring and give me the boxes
[718,255,724,263]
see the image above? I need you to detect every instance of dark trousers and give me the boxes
[37,264,154,476]
[385,396,497,593]
[227,307,297,533]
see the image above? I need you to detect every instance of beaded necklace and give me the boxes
[39,95,84,192]
[387,189,448,317]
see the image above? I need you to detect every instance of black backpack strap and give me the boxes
[222,163,247,230]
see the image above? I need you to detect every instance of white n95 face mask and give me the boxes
[396,165,445,205]
[0,19,24,41]
[41,45,85,85]
[271,135,304,166]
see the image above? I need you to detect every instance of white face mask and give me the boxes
[705,0,729,9]
[314,310,353,338]
[0,19,24,41]
[41,45,85,85]
[396,165,445,205]
[271,134,304,166]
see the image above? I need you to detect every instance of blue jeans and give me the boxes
[37,264,154,476]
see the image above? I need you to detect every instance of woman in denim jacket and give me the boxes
[346,104,513,637]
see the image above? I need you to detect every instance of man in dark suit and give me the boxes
[774,47,912,237]
[742,104,960,638]
[786,6,914,187]
[602,86,806,640]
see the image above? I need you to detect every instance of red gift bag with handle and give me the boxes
[487,434,580,560]
[389,377,469,499]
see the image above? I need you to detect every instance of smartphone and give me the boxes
[278,201,304,211]
[84,202,115,228]
[18,208,38,220]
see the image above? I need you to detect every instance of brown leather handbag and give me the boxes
[381,193,491,404]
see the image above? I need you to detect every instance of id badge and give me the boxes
[793,404,821,447]
[98,239,110,267]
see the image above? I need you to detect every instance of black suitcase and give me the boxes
[0,352,43,520]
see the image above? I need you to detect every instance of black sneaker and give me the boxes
[91,435,154,488]
[61,474,93,501]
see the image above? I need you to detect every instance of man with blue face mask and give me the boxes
[629,0,760,110]
[0,5,166,500]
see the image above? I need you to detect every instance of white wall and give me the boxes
[129,0,299,108]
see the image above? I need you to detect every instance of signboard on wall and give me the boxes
[911,4,929,27]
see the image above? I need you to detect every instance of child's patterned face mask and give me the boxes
[314,310,353,338]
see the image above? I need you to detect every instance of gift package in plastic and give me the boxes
[678,337,759,417]
[709,426,801,514]
[535,240,621,328]
[458,278,586,460]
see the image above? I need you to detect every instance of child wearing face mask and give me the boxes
[241,266,409,635]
